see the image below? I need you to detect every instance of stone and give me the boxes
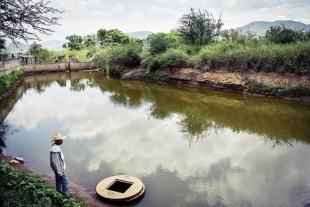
[15,157,24,163]
[9,159,20,164]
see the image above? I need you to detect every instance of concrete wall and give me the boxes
[0,59,21,77]
[22,62,69,73]
[1,58,98,75]
[70,62,93,71]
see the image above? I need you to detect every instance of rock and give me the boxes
[9,159,20,164]
[15,157,24,164]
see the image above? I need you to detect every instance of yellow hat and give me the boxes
[51,132,66,142]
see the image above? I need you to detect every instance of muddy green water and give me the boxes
[1,71,310,207]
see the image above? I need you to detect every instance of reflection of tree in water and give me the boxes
[109,92,142,109]
[70,83,86,92]
[148,104,171,120]
[0,124,8,153]
[32,81,53,94]
[178,112,222,145]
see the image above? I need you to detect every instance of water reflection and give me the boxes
[1,71,310,206]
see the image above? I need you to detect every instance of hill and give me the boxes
[236,20,310,35]
[6,42,29,54]
[41,40,67,51]
[125,31,153,39]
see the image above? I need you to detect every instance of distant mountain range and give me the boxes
[125,31,153,39]
[5,20,310,54]
[5,40,67,54]
[236,20,310,35]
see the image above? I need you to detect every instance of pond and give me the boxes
[1,71,310,207]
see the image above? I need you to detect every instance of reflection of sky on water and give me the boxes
[3,78,310,206]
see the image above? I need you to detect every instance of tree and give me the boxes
[28,41,42,55]
[265,24,305,44]
[0,0,63,44]
[178,8,223,45]
[145,33,170,55]
[83,35,96,47]
[65,35,84,50]
[0,38,7,60]
[97,29,130,46]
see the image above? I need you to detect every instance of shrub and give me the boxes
[156,48,189,68]
[145,33,170,55]
[0,160,84,206]
[107,42,142,68]
[0,70,23,95]
[265,24,306,44]
[109,65,126,77]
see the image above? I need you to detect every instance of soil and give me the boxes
[0,153,110,207]
[122,68,310,102]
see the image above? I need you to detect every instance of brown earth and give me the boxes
[122,68,310,102]
[0,153,110,207]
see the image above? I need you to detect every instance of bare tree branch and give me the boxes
[0,0,63,45]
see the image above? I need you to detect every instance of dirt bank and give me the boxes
[0,153,109,207]
[122,68,310,102]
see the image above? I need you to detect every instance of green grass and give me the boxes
[0,159,85,207]
[245,79,310,97]
[144,71,168,81]
[0,70,23,95]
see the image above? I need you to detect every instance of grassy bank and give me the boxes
[0,70,23,96]
[51,39,310,75]
[0,159,84,207]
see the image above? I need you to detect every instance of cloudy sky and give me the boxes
[39,0,310,42]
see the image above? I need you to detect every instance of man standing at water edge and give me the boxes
[50,132,69,196]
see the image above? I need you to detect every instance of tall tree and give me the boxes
[0,0,63,44]
[65,35,83,50]
[28,41,42,55]
[97,29,130,46]
[178,8,223,45]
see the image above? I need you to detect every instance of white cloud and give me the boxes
[131,9,143,17]
[113,2,124,11]
[50,0,104,11]
[148,6,172,13]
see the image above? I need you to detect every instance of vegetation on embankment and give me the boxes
[0,70,23,97]
[0,159,84,207]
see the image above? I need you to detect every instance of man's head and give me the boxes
[52,133,66,145]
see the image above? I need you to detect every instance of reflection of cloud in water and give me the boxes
[5,80,310,206]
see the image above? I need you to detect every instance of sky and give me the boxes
[37,0,310,42]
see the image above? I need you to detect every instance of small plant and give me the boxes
[0,160,85,206]
[144,71,168,81]
[109,65,126,77]
[244,79,310,97]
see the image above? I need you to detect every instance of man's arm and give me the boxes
[50,152,63,177]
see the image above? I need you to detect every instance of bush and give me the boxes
[265,24,306,44]
[0,70,23,95]
[145,33,170,55]
[0,160,84,206]
[155,48,189,68]
[107,42,142,68]
[109,65,126,77]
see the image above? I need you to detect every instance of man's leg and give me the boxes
[59,171,69,196]
[55,173,62,193]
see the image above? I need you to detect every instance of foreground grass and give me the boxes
[0,160,84,207]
